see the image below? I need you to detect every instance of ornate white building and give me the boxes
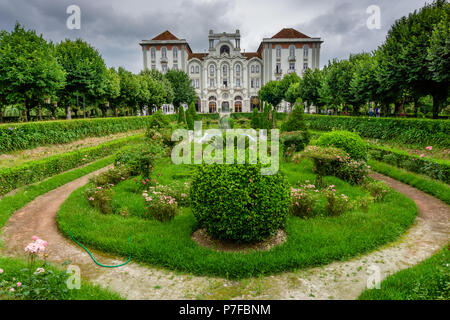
[140,28,322,113]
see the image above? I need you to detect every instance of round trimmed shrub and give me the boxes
[316,130,368,160]
[191,163,290,243]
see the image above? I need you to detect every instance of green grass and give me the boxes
[368,160,450,205]
[0,154,128,299]
[0,256,122,300]
[57,157,417,279]
[0,156,115,236]
[359,245,449,300]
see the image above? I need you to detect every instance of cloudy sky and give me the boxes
[0,0,429,73]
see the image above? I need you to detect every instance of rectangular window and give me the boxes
[236,79,240,87]
[151,64,156,70]
[251,79,254,88]
[162,64,167,73]
[276,63,281,74]
[303,63,308,70]
[256,79,260,88]
[210,79,215,88]
[195,79,199,88]
[173,64,178,70]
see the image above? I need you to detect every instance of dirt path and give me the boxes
[1,170,448,300]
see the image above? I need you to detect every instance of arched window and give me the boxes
[289,45,295,57]
[173,47,178,59]
[161,47,167,59]
[150,47,156,60]
[251,65,255,73]
[220,45,230,55]
[255,65,260,73]
[195,65,200,73]
[234,95,242,101]
[209,64,215,76]
[190,66,194,74]
[276,45,281,58]
[222,64,228,76]
[303,44,309,57]
[235,64,241,76]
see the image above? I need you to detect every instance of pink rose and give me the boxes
[17,282,21,287]
[425,146,432,151]
[420,154,425,158]
[32,236,39,241]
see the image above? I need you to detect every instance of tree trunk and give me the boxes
[66,105,72,119]
[413,96,419,118]
[0,103,3,123]
[114,106,118,117]
[26,108,31,122]
[102,108,107,118]
[394,102,401,117]
[22,103,28,122]
[432,92,444,119]
[38,104,42,121]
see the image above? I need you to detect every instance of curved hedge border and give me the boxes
[368,145,449,184]
[0,116,152,153]
[310,130,449,184]
[304,115,450,147]
[58,182,417,279]
[0,135,143,196]
[0,155,116,237]
[368,160,450,205]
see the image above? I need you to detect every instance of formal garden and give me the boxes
[0,0,448,301]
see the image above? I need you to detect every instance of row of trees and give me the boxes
[258,0,449,118]
[0,23,196,122]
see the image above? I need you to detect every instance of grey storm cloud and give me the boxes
[0,0,430,73]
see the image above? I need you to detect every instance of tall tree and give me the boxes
[258,81,284,108]
[56,38,107,119]
[100,67,121,117]
[164,69,195,110]
[0,23,65,121]
[427,17,450,116]
[378,0,449,118]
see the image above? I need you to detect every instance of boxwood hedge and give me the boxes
[0,116,152,153]
[190,163,291,243]
[304,115,449,147]
[0,135,143,196]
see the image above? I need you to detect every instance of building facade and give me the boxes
[140,28,322,113]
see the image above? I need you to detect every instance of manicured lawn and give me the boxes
[359,245,449,300]
[57,157,417,279]
[368,160,450,204]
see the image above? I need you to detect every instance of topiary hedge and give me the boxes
[0,135,143,196]
[316,130,368,160]
[190,163,290,243]
[368,146,450,184]
[0,116,156,153]
[304,115,450,147]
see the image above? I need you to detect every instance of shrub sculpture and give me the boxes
[299,146,369,185]
[281,98,309,133]
[280,131,310,159]
[316,130,368,160]
[148,110,170,129]
[191,163,290,243]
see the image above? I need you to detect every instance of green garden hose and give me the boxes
[69,231,132,268]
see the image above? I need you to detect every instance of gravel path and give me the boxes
[1,170,448,300]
